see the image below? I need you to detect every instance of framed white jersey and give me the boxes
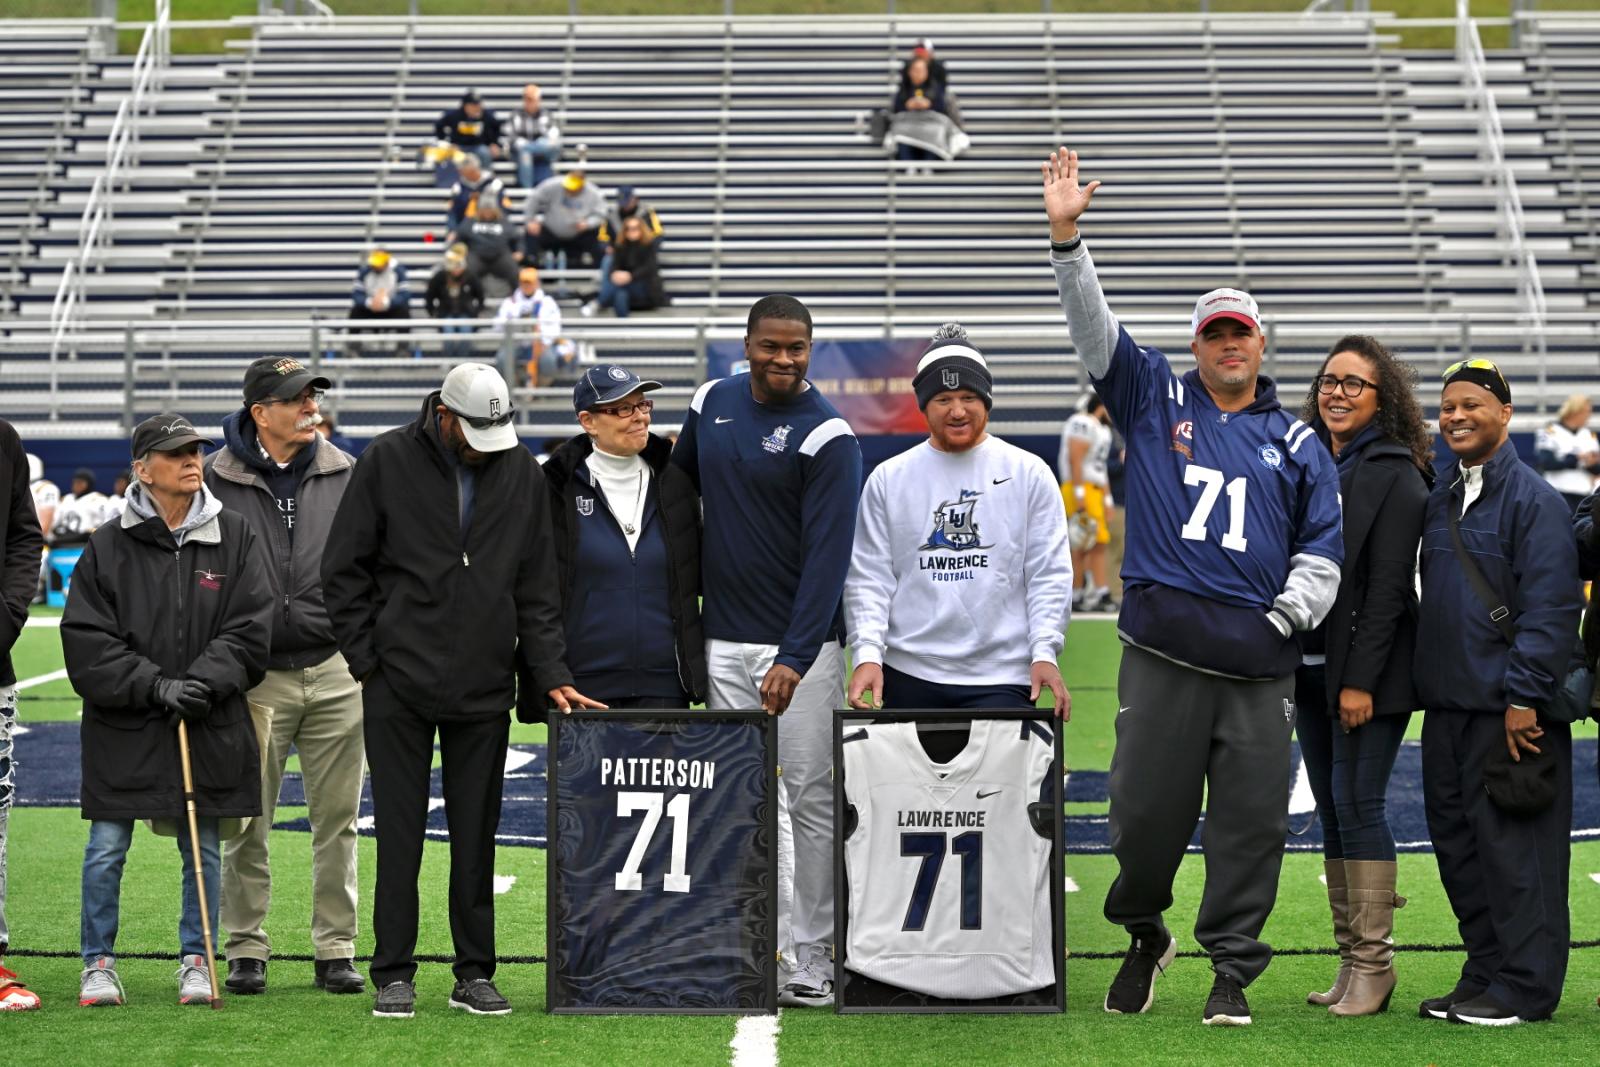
[548,711,778,1014]
[834,710,1064,1013]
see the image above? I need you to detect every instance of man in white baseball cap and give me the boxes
[322,361,602,1020]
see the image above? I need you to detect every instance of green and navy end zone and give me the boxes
[671,376,862,674]
[841,718,1057,1003]
[547,713,775,1012]
[1096,327,1344,679]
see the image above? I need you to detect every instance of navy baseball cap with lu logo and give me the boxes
[573,364,663,413]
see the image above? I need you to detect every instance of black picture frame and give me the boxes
[546,709,779,1015]
[833,708,1066,1014]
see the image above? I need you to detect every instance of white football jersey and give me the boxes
[1060,412,1111,488]
[842,719,1055,999]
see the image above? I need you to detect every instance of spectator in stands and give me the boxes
[349,248,412,357]
[542,366,707,708]
[433,89,502,170]
[496,267,565,389]
[64,413,272,1009]
[507,83,561,190]
[444,155,509,246]
[1294,337,1432,1018]
[52,469,109,547]
[315,416,356,457]
[525,170,606,270]
[0,418,46,1011]
[103,471,130,523]
[426,244,486,358]
[462,201,522,298]
[1415,360,1581,1027]
[1534,393,1599,512]
[25,455,55,603]
[901,38,948,93]
[600,186,663,248]
[583,215,664,319]
[892,57,947,164]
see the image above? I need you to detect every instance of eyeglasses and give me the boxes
[260,388,325,408]
[1312,374,1375,399]
[1443,358,1507,386]
[447,406,515,429]
[592,398,654,419]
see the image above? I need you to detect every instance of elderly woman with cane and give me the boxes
[62,414,272,1008]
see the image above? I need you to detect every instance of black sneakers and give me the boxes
[224,958,266,995]
[372,980,416,1019]
[1104,932,1178,1014]
[1447,992,1524,1027]
[1419,981,1486,1020]
[315,958,366,995]
[449,978,512,1016]
[1202,973,1252,1026]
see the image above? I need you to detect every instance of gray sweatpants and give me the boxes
[1104,644,1296,986]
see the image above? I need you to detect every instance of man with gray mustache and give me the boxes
[205,356,366,997]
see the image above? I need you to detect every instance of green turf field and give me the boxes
[3,612,1598,1065]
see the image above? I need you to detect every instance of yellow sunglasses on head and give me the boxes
[1443,357,1506,383]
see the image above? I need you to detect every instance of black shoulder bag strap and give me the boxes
[1447,496,1517,647]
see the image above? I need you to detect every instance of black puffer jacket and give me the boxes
[542,432,706,702]
[62,488,272,820]
[1,420,44,687]
[321,392,573,720]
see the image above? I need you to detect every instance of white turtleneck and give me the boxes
[588,443,650,552]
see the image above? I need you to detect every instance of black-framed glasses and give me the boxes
[593,398,654,419]
[1313,374,1375,399]
[447,406,515,429]
[260,388,325,407]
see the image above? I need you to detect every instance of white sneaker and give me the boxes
[176,954,213,1006]
[79,956,125,1007]
[778,950,836,1008]
[579,300,599,318]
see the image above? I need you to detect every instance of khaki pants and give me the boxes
[220,650,365,962]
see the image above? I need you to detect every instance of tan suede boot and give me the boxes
[1330,859,1405,1016]
[1307,859,1354,1006]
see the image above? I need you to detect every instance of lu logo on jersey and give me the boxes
[921,489,992,552]
[761,425,793,454]
[576,495,595,517]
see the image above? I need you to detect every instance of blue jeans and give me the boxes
[897,143,936,162]
[81,817,221,964]
[462,145,494,170]
[0,686,14,950]
[515,138,560,189]
[441,321,474,358]
[596,275,652,318]
[1294,664,1410,861]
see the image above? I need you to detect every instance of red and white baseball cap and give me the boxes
[1191,288,1261,335]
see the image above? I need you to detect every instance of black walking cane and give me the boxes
[177,720,224,1009]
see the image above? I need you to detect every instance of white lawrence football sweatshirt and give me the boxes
[845,435,1073,687]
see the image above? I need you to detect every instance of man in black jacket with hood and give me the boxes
[322,362,600,1020]
[206,356,367,998]
[542,365,706,706]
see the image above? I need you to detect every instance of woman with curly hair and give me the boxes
[1294,335,1433,1017]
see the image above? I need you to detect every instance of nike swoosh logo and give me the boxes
[992,477,1011,485]
[976,789,1002,799]
[714,416,734,424]
[1117,706,1131,715]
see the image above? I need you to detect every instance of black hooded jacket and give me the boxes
[542,432,706,703]
[62,492,272,820]
[321,392,573,720]
[1,421,44,687]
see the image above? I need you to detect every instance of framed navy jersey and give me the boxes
[834,709,1064,1013]
[548,711,778,1014]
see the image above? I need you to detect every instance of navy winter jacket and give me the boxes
[1415,444,1584,713]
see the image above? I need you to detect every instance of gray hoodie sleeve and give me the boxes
[1267,553,1343,635]
[1050,241,1120,380]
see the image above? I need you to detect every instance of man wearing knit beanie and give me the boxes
[844,323,1071,714]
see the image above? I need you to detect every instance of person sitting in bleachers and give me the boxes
[462,200,523,299]
[524,170,607,271]
[583,215,665,319]
[349,248,412,356]
[507,83,562,190]
[444,154,510,246]
[496,266,567,388]
[425,244,486,358]
[433,89,503,170]
[892,56,948,164]
[899,39,961,127]
[599,185,663,248]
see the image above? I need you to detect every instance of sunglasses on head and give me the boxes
[448,406,514,429]
[1443,358,1507,385]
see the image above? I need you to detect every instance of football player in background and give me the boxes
[1059,393,1116,612]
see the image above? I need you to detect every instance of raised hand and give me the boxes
[1041,147,1101,241]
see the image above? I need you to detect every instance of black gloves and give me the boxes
[151,677,212,728]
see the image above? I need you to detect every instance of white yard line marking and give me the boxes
[14,668,67,690]
[504,749,537,774]
[1288,757,1316,815]
[1590,873,1600,886]
[493,875,517,896]
[730,1009,781,1067]
[1319,874,1328,886]
[22,617,61,629]
[1063,876,1080,893]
